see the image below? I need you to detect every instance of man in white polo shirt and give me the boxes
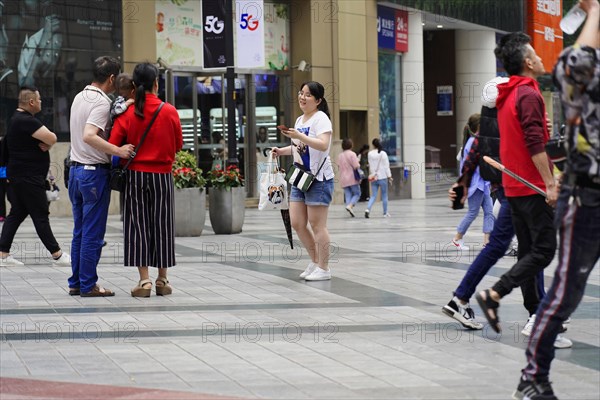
[68,56,133,297]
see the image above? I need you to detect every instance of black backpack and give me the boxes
[478,106,502,184]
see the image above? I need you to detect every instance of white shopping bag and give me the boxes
[258,151,288,211]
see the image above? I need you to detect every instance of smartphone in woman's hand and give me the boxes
[452,186,465,210]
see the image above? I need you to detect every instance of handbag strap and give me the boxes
[372,152,383,175]
[122,102,165,170]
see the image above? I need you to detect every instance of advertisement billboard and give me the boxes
[0,0,122,140]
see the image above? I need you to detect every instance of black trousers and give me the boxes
[492,194,557,300]
[0,176,61,254]
[0,178,6,217]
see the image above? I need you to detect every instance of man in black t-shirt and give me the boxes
[0,86,70,267]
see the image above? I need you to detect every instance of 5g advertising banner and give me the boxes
[202,0,227,69]
[236,0,264,68]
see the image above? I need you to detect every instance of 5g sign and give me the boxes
[239,13,259,31]
[236,0,264,68]
[205,15,224,34]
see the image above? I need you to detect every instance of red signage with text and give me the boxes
[395,9,408,53]
[526,0,563,73]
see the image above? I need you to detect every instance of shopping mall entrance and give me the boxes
[159,65,294,197]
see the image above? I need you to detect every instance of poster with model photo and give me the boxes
[156,0,203,66]
[263,2,289,70]
[0,0,122,140]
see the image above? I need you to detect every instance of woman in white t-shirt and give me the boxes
[365,138,392,218]
[272,81,334,281]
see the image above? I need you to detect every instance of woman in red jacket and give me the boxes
[110,63,183,298]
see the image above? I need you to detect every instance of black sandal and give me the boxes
[476,289,501,333]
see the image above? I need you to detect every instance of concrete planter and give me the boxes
[209,186,246,234]
[174,188,206,237]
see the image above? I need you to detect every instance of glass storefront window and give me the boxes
[162,71,288,189]
[378,51,403,164]
[0,0,122,141]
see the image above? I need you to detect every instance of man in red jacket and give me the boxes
[476,32,558,334]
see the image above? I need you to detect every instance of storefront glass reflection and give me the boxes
[0,0,122,140]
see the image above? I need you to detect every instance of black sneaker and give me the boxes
[513,377,558,400]
[442,298,483,330]
[364,210,370,218]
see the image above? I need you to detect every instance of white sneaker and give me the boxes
[52,252,71,267]
[305,267,331,281]
[299,262,318,279]
[522,314,536,336]
[345,205,355,217]
[554,335,573,349]
[452,239,469,251]
[384,213,392,218]
[442,297,483,330]
[0,255,24,267]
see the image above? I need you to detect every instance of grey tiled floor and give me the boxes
[1,197,599,399]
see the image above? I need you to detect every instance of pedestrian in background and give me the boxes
[451,113,494,250]
[357,144,370,201]
[337,138,361,217]
[0,86,70,267]
[365,138,392,218]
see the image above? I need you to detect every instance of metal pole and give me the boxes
[192,75,199,162]
[245,73,257,197]
[225,0,238,167]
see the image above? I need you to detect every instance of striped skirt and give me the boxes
[123,170,176,268]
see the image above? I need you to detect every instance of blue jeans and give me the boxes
[366,178,388,214]
[289,178,334,206]
[454,188,514,302]
[456,188,494,234]
[454,188,547,314]
[343,184,361,207]
[523,184,600,381]
[67,166,111,293]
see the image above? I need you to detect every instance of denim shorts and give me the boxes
[290,178,334,206]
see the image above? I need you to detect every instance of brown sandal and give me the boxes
[131,279,152,297]
[80,285,115,297]
[155,276,172,296]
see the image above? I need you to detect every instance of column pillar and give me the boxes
[402,11,426,199]
[455,30,497,148]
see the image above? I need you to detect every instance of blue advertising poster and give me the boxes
[437,86,453,116]
[377,6,395,50]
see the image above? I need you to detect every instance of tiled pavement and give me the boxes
[0,197,598,399]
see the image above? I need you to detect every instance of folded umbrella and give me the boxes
[280,209,294,249]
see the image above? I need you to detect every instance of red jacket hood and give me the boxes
[496,75,541,110]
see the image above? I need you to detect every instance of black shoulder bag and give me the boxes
[110,102,164,192]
